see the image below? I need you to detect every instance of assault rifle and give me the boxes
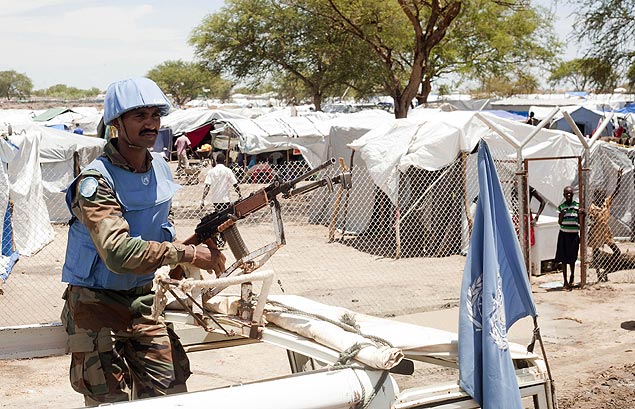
[171,158,352,292]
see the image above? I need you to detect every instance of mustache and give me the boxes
[140,129,158,135]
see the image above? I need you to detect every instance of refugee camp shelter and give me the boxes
[32,107,102,136]
[38,126,106,222]
[160,108,247,154]
[309,109,633,259]
[0,115,105,262]
[529,105,615,136]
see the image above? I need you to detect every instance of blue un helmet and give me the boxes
[103,77,172,125]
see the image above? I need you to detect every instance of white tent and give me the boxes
[2,126,55,256]
[216,109,393,166]
[349,110,585,208]
[38,126,106,222]
[161,108,247,135]
[0,112,105,257]
[306,110,634,258]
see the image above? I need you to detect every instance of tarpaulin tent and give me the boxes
[160,108,247,152]
[308,110,633,258]
[531,105,615,136]
[0,124,55,256]
[0,112,105,259]
[38,126,106,222]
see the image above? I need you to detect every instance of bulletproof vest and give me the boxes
[62,153,180,290]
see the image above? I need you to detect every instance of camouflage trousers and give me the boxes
[61,284,191,406]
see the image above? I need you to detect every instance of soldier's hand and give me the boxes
[191,242,226,278]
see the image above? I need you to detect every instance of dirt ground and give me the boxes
[1,267,634,408]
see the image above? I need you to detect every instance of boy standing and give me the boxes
[555,186,584,290]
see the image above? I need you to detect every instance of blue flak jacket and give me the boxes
[62,152,180,290]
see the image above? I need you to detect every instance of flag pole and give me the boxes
[532,316,559,409]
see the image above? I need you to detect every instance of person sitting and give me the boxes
[73,123,84,135]
[526,111,539,126]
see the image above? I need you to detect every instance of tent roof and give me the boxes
[32,107,75,122]
[348,110,585,207]
[161,108,247,135]
[38,125,106,164]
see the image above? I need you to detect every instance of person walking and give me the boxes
[174,133,191,171]
[200,152,242,213]
[60,77,227,406]
[200,152,242,248]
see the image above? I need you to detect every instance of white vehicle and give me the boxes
[105,267,555,409]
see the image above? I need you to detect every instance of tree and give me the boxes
[627,59,635,91]
[474,71,539,98]
[0,70,33,100]
[549,58,619,92]
[146,60,232,106]
[32,84,101,99]
[421,2,560,103]
[571,0,635,84]
[190,0,372,111]
[301,0,461,118]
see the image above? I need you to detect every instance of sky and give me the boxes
[532,0,579,60]
[0,0,225,90]
[1,0,581,92]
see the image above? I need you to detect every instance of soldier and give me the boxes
[60,77,227,406]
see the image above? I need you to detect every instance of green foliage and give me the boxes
[425,1,560,102]
[572,0,635,85]
[190,0,561,116]
[32,84,101,99]
[0,70,33,100]
[190,0,377,111]
[573,0,635,62]
[147,60,233,106]
[474,71,539,98]
[627,60,635,91]
[549,58,619,92]
[313,0,463,117]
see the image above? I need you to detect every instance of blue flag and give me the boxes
[458,140,537,408]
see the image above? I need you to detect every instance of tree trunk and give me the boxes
[393,95,410,119]
[416,76,432,106]
[313,93,322,112]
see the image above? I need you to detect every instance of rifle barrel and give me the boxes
[285,158,335,188]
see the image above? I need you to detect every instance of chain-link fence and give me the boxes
[3,137,635,327]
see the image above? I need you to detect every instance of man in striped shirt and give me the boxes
[555,186,585,290]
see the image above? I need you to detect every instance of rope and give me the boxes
[151,268,171,320]
[266,299,394,348]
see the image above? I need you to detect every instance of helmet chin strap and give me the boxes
[116,117,144,150]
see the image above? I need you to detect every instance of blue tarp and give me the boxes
[565,91,588,98]
[0,250,19,283]
[46,124,67,131]
[484,110,527,122]
[616,103,635,114]
[2,204,11,256]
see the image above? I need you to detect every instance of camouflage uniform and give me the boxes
[61,139,190,406]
